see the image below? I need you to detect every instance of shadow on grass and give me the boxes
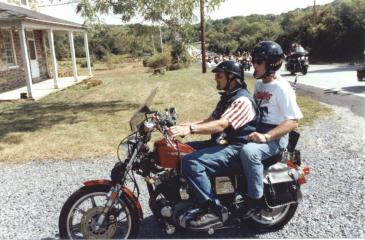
[0,100,140,141]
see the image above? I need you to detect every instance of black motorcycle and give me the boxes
[286,47,309,75]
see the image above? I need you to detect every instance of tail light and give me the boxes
[288,160,310,185]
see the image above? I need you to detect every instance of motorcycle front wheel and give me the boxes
[59,185,140,239]
[245,203,298,232]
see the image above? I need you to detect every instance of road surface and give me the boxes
[245,63,365,116]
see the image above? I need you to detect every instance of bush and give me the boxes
[146,53,172,69]
[146,45,172,69]
[80,61,93,68]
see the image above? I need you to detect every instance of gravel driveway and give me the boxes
[0,104,364,239]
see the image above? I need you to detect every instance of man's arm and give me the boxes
[249,119,299,143]
[168,118,229,138]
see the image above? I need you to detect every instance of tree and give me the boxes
[76,0,225,71]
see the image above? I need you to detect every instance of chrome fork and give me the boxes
[95,184,121,231]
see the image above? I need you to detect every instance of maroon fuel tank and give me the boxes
[153,139,195,169]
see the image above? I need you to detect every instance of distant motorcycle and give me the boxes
[59,89,310,238]
[286,53,309,75]
[357,67,365,81]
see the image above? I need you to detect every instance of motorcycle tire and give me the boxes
[302,68,308,75]
[59,185,140,239]
[244,203,298,232]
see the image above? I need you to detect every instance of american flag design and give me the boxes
[221,96,255,130]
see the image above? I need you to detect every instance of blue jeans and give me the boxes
[181,140,242,204]
[239,135,288,199]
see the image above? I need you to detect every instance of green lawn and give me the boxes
[0,62,331,163]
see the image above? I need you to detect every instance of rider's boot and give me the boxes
[186,200,227,230]
[240,196,264,219]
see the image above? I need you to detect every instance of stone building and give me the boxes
[0,0,91,99]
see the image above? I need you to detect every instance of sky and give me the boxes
[39,0,335,25]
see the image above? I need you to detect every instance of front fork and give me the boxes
[95,184,122,231]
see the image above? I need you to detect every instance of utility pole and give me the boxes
[313,0,317,24]
[200,0,207,73]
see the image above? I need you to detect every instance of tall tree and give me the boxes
[76,0,225,71]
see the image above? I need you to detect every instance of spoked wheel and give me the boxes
[59,185,139,239]
[245,203,298,232]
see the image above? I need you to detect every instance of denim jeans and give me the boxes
[181,140,242,204]
[239,134,288,199]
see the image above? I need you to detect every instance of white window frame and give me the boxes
[3,29,18,69]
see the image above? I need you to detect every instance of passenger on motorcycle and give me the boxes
[239,41,303,217]
[168,60,258,230]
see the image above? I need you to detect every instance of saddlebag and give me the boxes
[263,162,301,207]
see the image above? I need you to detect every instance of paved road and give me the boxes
[245,64,365,116]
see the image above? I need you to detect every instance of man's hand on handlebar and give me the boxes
[168,125,190,138]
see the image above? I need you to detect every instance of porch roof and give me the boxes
[0,2,86,30]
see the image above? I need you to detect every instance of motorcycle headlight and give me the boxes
[144,119,156,133]
[301,56,305,60]
[117,141,129,162]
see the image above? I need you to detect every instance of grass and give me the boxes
[0,62,331,163]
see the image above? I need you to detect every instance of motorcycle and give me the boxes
[285,51,309,75]
[59,88,310,238]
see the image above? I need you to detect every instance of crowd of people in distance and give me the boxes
[203,43,308,69]
[205,51,252,68]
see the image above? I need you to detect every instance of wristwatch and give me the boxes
[189,124,197,134]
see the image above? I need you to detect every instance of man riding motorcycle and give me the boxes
[168,60,259,230]
[238,41,303,217]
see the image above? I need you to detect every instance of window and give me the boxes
[28,40,37,60]
[20,0,28,6]
[3,30,17,66]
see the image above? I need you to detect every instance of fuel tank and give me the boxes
[153,139,195,169]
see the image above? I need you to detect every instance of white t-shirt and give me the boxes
[254,76,303,125]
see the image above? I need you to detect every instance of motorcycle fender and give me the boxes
[83,179,143,220]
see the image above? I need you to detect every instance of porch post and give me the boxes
[83,31,92,76]
[68,31,78,81]
[48,29,59,89]
[18,24,33,99]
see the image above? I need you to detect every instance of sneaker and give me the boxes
[240,196,263,219]
[186,201,224,230]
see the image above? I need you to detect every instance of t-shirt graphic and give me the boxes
[254,77,303,125]
[254,91,272,120]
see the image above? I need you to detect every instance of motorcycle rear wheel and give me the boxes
[59,185,140,239]
[245,203,298,232]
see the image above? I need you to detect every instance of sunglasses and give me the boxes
[251,59,265,65]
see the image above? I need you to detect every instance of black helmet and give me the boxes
[212,60,243,79]
[212,61,245,89]
[251,41,284,77]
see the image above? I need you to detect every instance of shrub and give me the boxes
[146,45,172,69]
[80,61,93,68]
[146,53,171,69]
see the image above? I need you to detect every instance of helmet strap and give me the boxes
[224,72,234,92]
